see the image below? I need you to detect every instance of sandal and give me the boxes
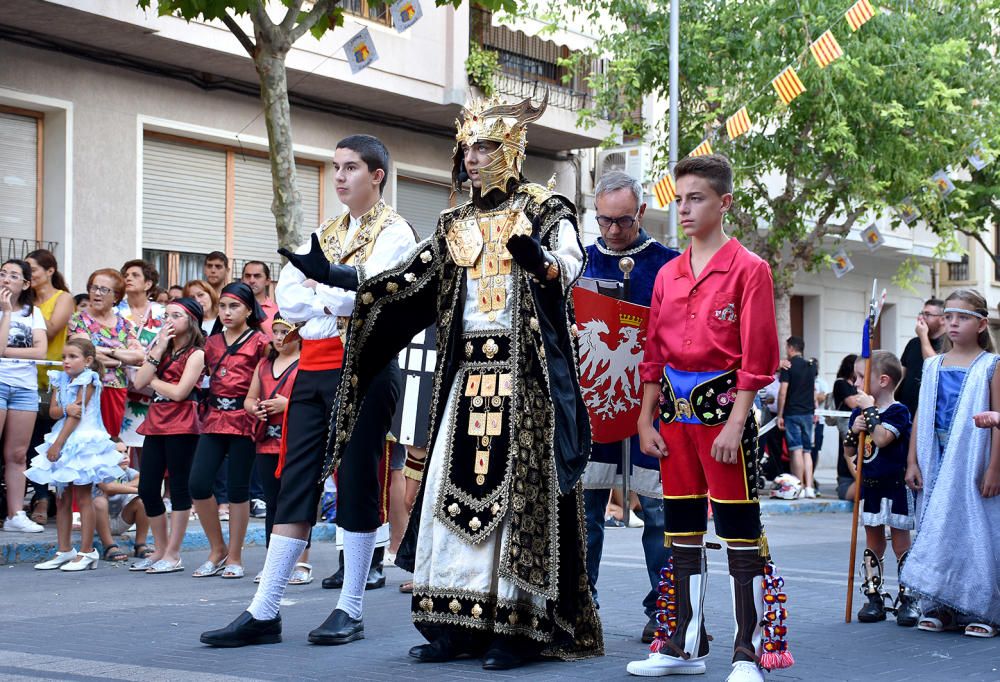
[133,544,154,559]
[103,544,128,562]
[192,557,227,578]
[399,581,413,594]
[30,498,49,525]
[220,564,245,579]
[289,563,314,585]
[918,608,959,632]
[964,623,998,638]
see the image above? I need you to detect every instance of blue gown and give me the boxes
[25,369,122,495]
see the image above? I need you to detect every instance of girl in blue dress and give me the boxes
[26,337,123,571]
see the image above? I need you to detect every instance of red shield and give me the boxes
[572,287,649,444]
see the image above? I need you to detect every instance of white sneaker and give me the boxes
[626,653,706,676]
[35,549,78,570]
[803,487,816,499]
[3,511,44,533]
[60,549,99,571]
[726,661,765,682]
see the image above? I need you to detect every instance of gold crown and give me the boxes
[620,313,642,327]
[453,94,548,196]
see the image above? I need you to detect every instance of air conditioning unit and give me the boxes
[596,144,651,185]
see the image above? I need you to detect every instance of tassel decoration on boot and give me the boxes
[759,561,794,670]
[649,556,677,654]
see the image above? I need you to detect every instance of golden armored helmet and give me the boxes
[452,93,548,196]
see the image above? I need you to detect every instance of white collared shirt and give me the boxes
[276,211,415,341]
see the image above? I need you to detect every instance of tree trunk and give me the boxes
[774,284,792,350]
[254,47,303,253]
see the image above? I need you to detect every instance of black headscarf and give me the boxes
[170,297,204,327]
[220,282,264,330]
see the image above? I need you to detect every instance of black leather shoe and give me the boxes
[482,636,536,671]
[307,608,364,645]
[200,611,281,647]
[322,551,345,589]
[409,636,459,663]
[641,616,657,644]
[366,546,386,590]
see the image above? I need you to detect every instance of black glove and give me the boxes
[278,234,359,291]
[506,234,547,277]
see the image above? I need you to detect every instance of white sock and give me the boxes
[247,534,307,621]
[335,529,376,620]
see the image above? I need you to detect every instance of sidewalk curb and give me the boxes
[1,521,337,565]
[760,499,853,514]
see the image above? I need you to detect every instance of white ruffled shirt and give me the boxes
[276,211,415,341]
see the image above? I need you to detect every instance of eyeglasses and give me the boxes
[88,284,113,296]
[0,271,25,282]
[596,212,639,230]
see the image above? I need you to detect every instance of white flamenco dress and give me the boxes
[26,369,122,495]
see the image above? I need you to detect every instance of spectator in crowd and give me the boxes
[73,293,88,312]
[757,372,785,481]
[27,337,122,570]
[68,269,143,438]
[0,259,49,533]
[118,260,166,451]
[245,317,311,583]
[203,251,230,300]
[94,446,150,564]
[833,354,862,500]
[25,249,74,524]
[778,336,818,498]
[131,298,206,574]
[896,298,946,417]
[811,358,829,492]
[184,279,220,337]
[168,285,184,301]
[241,261,278,339]
[188,283,268,579]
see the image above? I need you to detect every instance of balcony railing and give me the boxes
[471,8,594,111]
[0,237,59,261]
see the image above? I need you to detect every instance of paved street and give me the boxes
[2,511,997,681]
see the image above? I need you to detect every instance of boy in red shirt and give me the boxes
[627,155,789,681]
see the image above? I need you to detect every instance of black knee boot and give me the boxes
[664,543,710,660]
[858,549,887,622]
[728,547,766,664]
[894,551,919,627]
[322,550,345,589]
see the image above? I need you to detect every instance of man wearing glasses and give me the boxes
[580,170,679,643]
[896,298,946,417]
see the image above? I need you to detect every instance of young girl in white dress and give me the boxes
[26,337,123,571]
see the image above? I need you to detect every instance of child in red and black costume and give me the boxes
[627,155,789,682]
[245,317,310,585]
[189,283,269,580]
[131,297,206,574]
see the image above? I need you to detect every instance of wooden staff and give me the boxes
[845,281,880,623]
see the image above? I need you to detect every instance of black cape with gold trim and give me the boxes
[325,181,602,659]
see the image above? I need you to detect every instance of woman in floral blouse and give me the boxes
[68,269,143,437]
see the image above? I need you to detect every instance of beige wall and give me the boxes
[0,41,577,291]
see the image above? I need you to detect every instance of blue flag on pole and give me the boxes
[861,318,871,359]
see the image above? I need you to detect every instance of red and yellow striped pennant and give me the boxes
[726,107,752,140]
[810,30,844,68]
[689,139,713,157]
[772,65,806,105]
[652,174,676,209]
[845,0,876,32]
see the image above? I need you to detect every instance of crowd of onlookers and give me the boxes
[0,251,284,559]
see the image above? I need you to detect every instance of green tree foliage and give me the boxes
[549,0,1000,333]
[137,0,516,250]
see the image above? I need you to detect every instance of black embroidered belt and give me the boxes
[659,367,738,427]
[205,394,246,411]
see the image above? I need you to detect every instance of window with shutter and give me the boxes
[0,111,40,242]
[395,176,452,240]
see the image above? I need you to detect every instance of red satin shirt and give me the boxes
[138,345,203,436]
[639,237,779,392]
[201,330,268,435]
[255,356,299,454]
